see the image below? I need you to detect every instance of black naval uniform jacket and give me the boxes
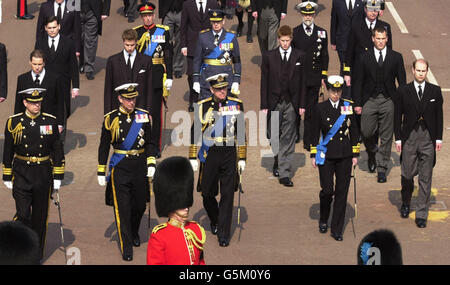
[292,24,329,87]
[97,107,157,177]
[2,112,65,183]
[134,24,173,89]
[193,28,241,90]
[310,99,360,159]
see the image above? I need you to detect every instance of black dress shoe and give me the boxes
[79,66,85,74]
[122,254,133,261]
[330,233,343,241]
[377,172,387,183]
[368,153,376,173]
[128,17,135,23]
[132,236,140,247]
[188,105,194,112]
[415,218,427,228]
[18,14,35,20]
[295,134,301,144]
[218,238,229,247]
[174,71,183,79]
[86,72,95,80]
[279,177,293,187]
[246,35,253,43]
[272,167,279,177]
[319,222,328,234]
[400,204,410,219]
[155,151,161,159]
[210,223,218,235]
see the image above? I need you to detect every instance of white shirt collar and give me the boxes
[213,29,223,38]
[366,18,377,29]
[123,49,137,66]
[414,80,426,92]
[374,46,387,60]
[346,0,355,9]
[48,34,60,49]
[54,0,65,18]
[303,23,314,34]
[279,46,292,60]
[196,0,207,9]
[329,99,339,108]
[31,68,46,83]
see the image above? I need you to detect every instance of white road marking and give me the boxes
[412,50,439,85]
[386,2,409,33]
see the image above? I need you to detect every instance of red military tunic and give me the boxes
[147,220,206,265]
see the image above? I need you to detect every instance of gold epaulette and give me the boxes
[152,223,168,234]
[197,97,212,105]
[42,113,56,119]
[133,25,143,30]
[228,97,243,103]
[156,24,170,31]
[227,29,236,34]
[9,113,23,118]
[343,99,354,104]
[200,29,210,33]
[104,109,117,118]
[135,108,149,113]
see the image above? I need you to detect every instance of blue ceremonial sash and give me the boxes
[315,100,350,165]
[200,32,235,73]
[106,111,145,181]
[145,27,165,57]
[198,100,238,163]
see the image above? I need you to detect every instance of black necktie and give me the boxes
[378,50,383,66]
[349,0,353,15]
[35,74,40,86]
[214,34,219,46]
[282,51,287,64]
[370,22,374,31]
[199,1,204,16]
[127,53,133,79]
[57,3,62,20]
[418,85,423,101]
[306,26,311,36]
[51,39,56,53]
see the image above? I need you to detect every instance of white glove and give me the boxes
[190,159,198,172]
[53,180,61,190]
[231,82,240,94]
[3,181,12,190]
[164,79,173,91]
[98,176,106,186]
[147,166,156,178]
[193,82,201,94]
[238,160,246,173]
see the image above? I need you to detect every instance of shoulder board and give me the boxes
[42,113,56,119]
[226,29,236,34]
[152,223,168,234]
[9,113,23,119]
[133,25,143,30]
[200,29,210,34]
[135,108,149,113]
[343,99,354,104]
[104,109,118,118]
[156,24,170,31]
[197,97,212,105]
[228,97,243,103]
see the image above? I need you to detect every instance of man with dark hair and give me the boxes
[104,28,153,114]
[261,25,306,187]
[147,156,206,265]
[0,42,6,103]
[352,26,406,183]
[14,50,65,133]
[0,221,40,265]
[357,229,402,265]
[394,59,443,228]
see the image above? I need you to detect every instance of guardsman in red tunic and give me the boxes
[147,156,206,265]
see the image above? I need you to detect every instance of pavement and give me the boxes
[0,0,449,265]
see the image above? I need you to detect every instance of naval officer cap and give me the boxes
[19,88,46,102]
[206,73,229,89]
[137,2,155,14]
[364,0,382,11]
[295,1,318,14]
[115,83,139,99]
[327,75,344,91]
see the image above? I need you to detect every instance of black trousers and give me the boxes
[12,160,53,260]
[187,56,199,106]
[151,88,163,153]
[110,157,147,256]
[298,85,320,149]
[318,157,352,236]
[200,147,237,240]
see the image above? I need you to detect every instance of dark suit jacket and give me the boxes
[292,24,329,87]
[0,43,7,99]
[344,17,392,75]
[352,48,406,108]
[14,70,65,126]
[36,1,82,52]
[330,0,364,52]
[35,35,80,117]
[82,0,111,35]
[104,51,153,114]
[158,0,185,19]
[251,0,288,19]
[394,81,443,146]
[260,47,306,111]
[180,0,219,57]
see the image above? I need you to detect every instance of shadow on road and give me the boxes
[43,223,75,264]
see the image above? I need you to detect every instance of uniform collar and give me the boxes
[25,110,41,120]
[168,218,186,228]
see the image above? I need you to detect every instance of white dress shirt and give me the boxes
[196,0,207,12]
[123,49,137,68]
[366,18,377,30]
[303,23,314,36]
[54,0,66,19]
[279,46,292,61]
[374,46,387,62]
[329,99,339,109]
[48,34,61,51]
[346,0,355,10]
[31,68,46,85]
[414,80,426,100]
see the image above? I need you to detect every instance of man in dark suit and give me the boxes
[80,0,111,80]
[251,0,288,54]
[14,50,65,131]
[35,16,80,142]
[352,26,406,183]
[36,0,82,56]
[0,43,7,103]
[181,0,220,111]
[104,29,153,114]
[260,25,306,187]
[292,1,329,150]
[394,59,443,228]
